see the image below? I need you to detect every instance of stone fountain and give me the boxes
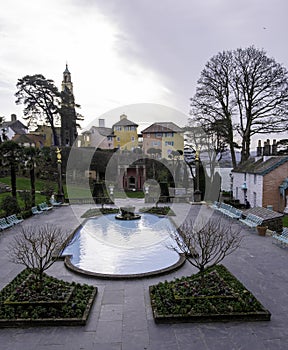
[115,205,141,220]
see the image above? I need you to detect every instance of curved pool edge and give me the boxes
[63,253,186,280]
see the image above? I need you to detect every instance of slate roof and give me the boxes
[2,120,27,134]
[244,207,283,220]
[92,127,114,137]
[232,156,288,176]
[141,122,183,134]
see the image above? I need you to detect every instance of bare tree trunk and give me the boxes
[30,165,36,207]
[10,163,17,198]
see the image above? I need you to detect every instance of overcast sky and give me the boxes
[1,0,288,134]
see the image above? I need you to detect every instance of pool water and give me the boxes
[62,213,180,276]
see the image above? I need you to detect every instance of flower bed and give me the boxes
[139,206,175,216]
[149,265,271,323]
[81,208,119,218]
[0,269,97,327]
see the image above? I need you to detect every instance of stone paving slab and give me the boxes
[0,203,288,349]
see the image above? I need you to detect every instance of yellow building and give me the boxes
[112,114,138,151]
[33,125,61,147]
[142,122,184,159]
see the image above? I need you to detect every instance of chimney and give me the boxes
[99,119,105,127]
[120,114,127,120]
[272,139,277,156]
[263,139,271,156]
[256,140,262,157]
[11,114,17,122]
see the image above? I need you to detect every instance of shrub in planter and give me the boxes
[0,269,97,326]
[149,265,271,323]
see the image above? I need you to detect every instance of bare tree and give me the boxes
[191,46,288,165]
[190,50,237,166]
[172,218,242,278]
[8,224,72,282]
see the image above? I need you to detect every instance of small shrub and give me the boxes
[18,191,32,210]
[0,195,21,216]
[21,209,32,219]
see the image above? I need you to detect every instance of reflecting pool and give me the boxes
[62,213,180,276]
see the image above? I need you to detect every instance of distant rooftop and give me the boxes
[2,119,27,134]
[232,156,288,175]
[113,114,138,127]
[142,122,183,134]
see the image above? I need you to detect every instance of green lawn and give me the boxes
[0,177,58,215]
[0,177,56,193]
[283,215,288,227]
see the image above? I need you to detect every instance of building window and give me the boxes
[254,174,257,184]
[115,126,122,131]
[117,136,120,142]
[131,136,135,142]
[236,187,238,199]
[165,141,174,146]
[244,173,247,181]
[156,133,162,138]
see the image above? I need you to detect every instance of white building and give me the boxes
[232,148,288,213]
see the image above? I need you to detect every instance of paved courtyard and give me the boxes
[0,201,288,350]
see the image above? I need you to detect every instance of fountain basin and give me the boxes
[62,213,183,278]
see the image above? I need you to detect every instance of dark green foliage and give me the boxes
[18,191,32,210]
[41,182,56,202]
[146,159,175,186]
[0,195,21,216]
[21,209,33,219]
[139,206,175,216]
[125,191,145,198]
[159,182,170,203]
[92,182,105,198]
[15,74,61,146]
[81,208,119,218]
[0,269,96,323]
[0,141,23,197]
[150,265,271,322]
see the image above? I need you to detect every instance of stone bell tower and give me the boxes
[62,64,73,95]
[60,64,78,146]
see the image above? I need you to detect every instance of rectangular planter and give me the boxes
[152,308,271,324]
[0,287,97,328]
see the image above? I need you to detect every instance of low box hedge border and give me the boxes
[149,265,271,323]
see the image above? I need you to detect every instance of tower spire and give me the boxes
[62,63,73,93]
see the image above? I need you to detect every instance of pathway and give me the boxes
[0,203,287,349]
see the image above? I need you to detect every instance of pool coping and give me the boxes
[62,253,186,279]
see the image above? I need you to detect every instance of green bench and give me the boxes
[239,213,263,227]
[272,228,288,247]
